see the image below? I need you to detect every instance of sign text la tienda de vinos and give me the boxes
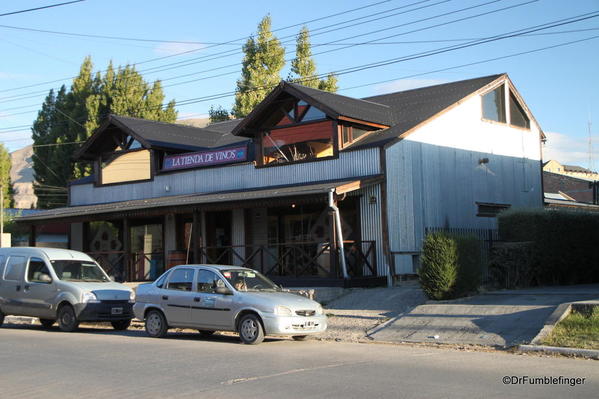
[162,145,247,171]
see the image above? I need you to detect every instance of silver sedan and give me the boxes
[133,265,327,344]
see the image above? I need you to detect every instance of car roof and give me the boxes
[170,264,252,272]
[0,247,93,262]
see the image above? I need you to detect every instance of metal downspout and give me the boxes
[329,189,349,280]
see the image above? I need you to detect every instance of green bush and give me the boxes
[496,209,599,286]
[419,232,458,300]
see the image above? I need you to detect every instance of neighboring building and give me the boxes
[9,145,37,209]
[543,170,599,210]
[543,159,599,181]
[16,74,544,286]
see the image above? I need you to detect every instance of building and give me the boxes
[543,160,599,181]
[16,73,544,286]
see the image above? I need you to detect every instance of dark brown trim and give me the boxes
[338,116,389,129]
[254,154,338,169]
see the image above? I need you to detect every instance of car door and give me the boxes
[1,255,27,315]
[191,269,234,329]
[19,257,57,318]
[162,268,196,327]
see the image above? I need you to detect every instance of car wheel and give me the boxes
[111,320,131,331]
[238,314,264,345]
[292,335,308,341]
[57,305,79,332]
[39,318,55,329]
[145,310,168,338]
[198,330,215,337]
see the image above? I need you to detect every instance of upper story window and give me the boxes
[341,124,377,147]
[482,83,530,129]
[261,100,333,166]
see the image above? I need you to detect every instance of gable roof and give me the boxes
[74,114,248,160]
[350,74,505,148]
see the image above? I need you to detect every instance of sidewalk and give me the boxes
[368,285,599,347]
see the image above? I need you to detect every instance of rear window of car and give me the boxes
[0,255,5,277]
[4,256,26,281]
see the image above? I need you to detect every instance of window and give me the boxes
[0,255,5,277]
[4,256,26,281]
[272,100,326,127]
[166,268,194,291]
[341,124,377,146]
[262,121,334,165]
[196,270,225,293]
[27,258,52,283]
[155,271,169,288]
[51,260,109,282]
[476,202,510,217]
[482,85,506,123]
[482,84,530,129]
[509,93,530,129]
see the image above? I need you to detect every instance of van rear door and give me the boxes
[0,255,27,315]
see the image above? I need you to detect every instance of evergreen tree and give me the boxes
[0,143,13,208]
[289,26,338,92]
[208,105,231,124]
[31,57,178,208]
[232,15,285,118]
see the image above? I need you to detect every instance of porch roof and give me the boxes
[17,175,382,224]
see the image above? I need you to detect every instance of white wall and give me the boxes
[386,88,543,274]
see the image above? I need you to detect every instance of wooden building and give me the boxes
[17,74,544,286]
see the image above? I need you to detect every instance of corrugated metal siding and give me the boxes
[70,148,380,205]
[386,140,542,274]
[358,184,386,276]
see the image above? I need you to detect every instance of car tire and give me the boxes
[39,318,55,329]
[292,335,308,341]
[238,314,265,345]
[145,310,168,338]
[111,319,131,331]
[57,304,79,332]
[198,330,215,337]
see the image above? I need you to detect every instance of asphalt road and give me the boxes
[0,323,597,399]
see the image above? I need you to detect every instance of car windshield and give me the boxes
[51,260,109,282]
[221,269,280,292]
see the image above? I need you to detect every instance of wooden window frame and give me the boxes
[480,82,531,131]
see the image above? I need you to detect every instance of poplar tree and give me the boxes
[0,143,13,208]
[208,105,231,124]
[232,15,285,118]
[289,26,338,92]
[32,57,177,208]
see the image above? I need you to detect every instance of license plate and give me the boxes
[111,307,123,315]
[304,321,315,328]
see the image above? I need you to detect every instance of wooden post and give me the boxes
[192,209,200,264]
[122,218,130,281]
[328,204,337,278]
[29,225,36,247]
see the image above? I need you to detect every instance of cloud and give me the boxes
[373,78,448,94]
[543,131,599,170]
[153,42,204,56]
[0,71,37,80]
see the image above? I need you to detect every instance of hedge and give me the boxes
[492,208,599,286]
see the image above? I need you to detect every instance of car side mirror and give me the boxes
[39,273,52,283]
[215,286,233,295]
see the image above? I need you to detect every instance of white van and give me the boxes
[0,247,134,332]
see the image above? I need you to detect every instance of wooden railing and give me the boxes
[87,240,376,281]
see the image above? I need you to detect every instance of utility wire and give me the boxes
[0,1,84,17]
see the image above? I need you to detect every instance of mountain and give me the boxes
[10,145,36,209]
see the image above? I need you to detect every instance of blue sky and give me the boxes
[1,0,598,168]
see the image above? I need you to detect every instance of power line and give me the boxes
[0,0,84,17]
[0,0,392,94]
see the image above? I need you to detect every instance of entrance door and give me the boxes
[205,211,232,264]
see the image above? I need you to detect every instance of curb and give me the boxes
[519,344,599,360]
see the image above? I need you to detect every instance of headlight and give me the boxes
[274,305,292,316]
[315,304,324,315]
[82,291,99,303]
[129,290,136,303]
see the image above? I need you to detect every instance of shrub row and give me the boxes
[492,208,599,287]
[418,232,481,300]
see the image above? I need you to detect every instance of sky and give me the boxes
[1,0,598,169]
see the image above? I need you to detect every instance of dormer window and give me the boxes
[481,82,530,129]
[340,123,379,147]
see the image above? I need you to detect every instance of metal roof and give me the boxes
[16,176,382,223]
